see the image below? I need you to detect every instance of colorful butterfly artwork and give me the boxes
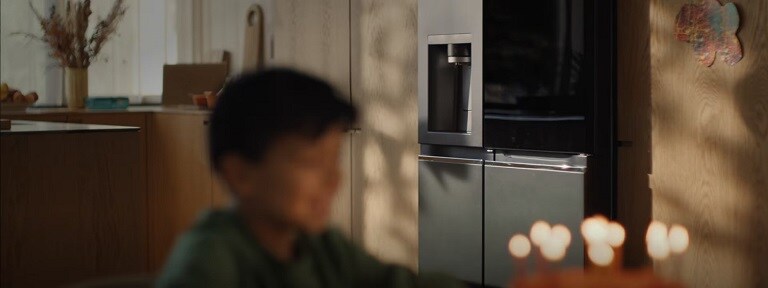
[675,0,743,66]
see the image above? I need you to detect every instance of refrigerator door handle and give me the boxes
[485,160,587,173]
[418,155,483,166]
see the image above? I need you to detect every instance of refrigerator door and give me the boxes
[484,153,586,287]
[418,0,483,147]
[418,155,483,284]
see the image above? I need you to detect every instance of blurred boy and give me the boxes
[157,69,464,288]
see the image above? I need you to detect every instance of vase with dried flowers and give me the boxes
[18,0,126,108]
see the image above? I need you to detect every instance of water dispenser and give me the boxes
[427,35,472,134]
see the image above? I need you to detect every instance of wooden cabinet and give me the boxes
[147,112,216,271]
[5,113,148,173]
[3,110,232,274]
[69,113,150,209]
[1,129,145,287]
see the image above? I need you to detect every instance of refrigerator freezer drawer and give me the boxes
[418,155,483,284]
[484,162,585,287]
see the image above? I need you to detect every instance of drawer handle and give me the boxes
[485,160,587,173]
[418,155,483,165]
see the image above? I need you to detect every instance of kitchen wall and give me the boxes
[628,0,768,287]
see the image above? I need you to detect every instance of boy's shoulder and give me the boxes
[178,209,254,254]
[167,209,248,255]
[156,209,261,287]
[180,209,347,254]
[192,209,240,233]
[170,209,350,263]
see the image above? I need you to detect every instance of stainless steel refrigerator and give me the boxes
[417,0,616,286]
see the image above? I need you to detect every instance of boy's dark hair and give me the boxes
[209,68,358,170]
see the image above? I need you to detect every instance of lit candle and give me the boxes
[646,221,668,243]
[668,225,689,254]
[646,221,671,261]
[551,224,572,248]
[668,224,689,282]
[540,237,567,262]
[606,222,626,270]
[530,221,552,247]
[530,221,552,273]
[545,224,570,267]
[581,216,609,245]
[509,234,533,258]
[606,222,626,247]
[508,234,531,280]
[588,242,614,267]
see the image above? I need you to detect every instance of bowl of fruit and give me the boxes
[1,83,39,112]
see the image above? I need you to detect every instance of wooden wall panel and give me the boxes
[650,0,768,287]
[616,0,653,268]
[351,0,420,269]
[272,0,351,99]
[1,131,146,287]
[270,0,354,237]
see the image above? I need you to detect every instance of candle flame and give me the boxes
[551,224,572,248]
[581,216,608,245]
[588,242,614,266]
[530,221,551,247]
[646,221,668,243]
[540,237,567,262]
[509,234,532,259]
[668,225,690,254]
[607,222,626,247]
[647,238,671,260]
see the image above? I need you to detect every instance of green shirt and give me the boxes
[156,209,464,288]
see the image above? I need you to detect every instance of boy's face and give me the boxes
[223,126,345,234]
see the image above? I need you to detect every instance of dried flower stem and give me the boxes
[20,0,126,68]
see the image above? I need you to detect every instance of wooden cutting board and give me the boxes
[162,64,229,106]
[242,4,265,71]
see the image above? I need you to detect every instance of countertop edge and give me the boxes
[1,120,141,135]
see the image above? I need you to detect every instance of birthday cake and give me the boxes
[512,268,685,288]
[506,216,689,288]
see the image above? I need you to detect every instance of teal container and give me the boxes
[85,97,130,110]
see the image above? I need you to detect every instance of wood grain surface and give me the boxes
[1,131,146,287]
[271,0,354,238]
[617,0,654,268]
[272,0,350,97]
[147,113,213,272]
[351,0,420,269]
[650,0,768,287]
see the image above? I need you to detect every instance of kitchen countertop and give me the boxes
[0,105,212,116]
[1,120,139,135]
